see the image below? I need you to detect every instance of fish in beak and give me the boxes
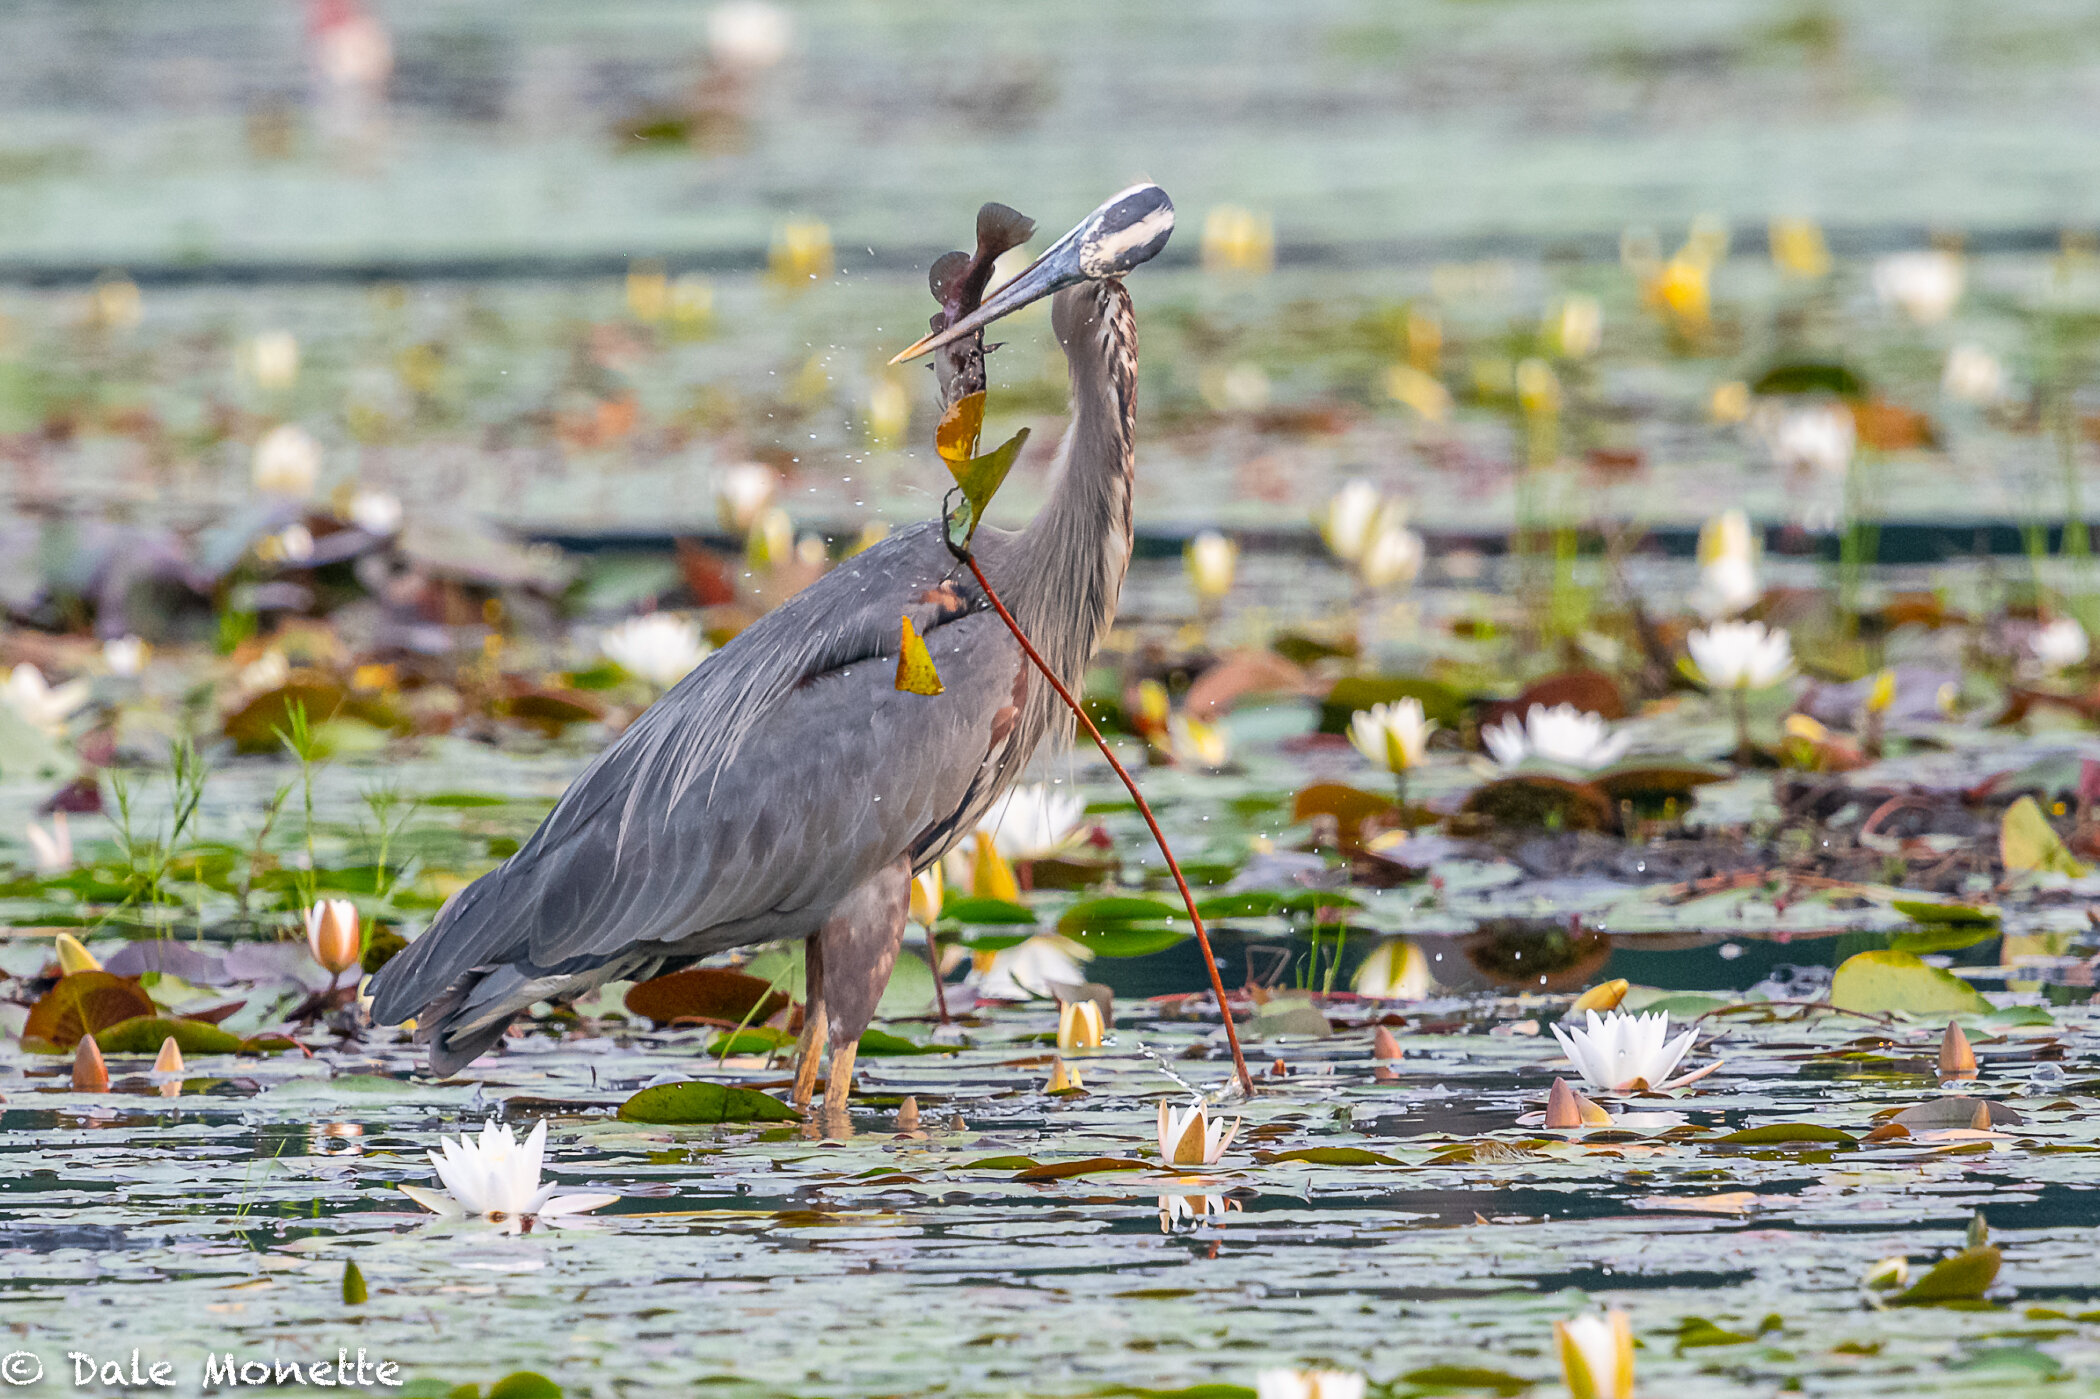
[891,183,1174,364]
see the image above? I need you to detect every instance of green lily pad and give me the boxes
[94,1016,249,1056]
[1717,1123,1858,1146]
[940,896,1039,925]
[1895,1246,2002,1305]
[1267,1146,1401,1166]
[1830,950,1993,1016]
[616,1081,799,1124]
[856,1028,960,1056]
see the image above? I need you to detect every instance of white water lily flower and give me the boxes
[347,489,404,536]
[1942,344,2007,405]
[252,423,322,496]
[399,1119,619,1223]
[103,635,148,677]
[707,0,792,70]
[1482,703,1630,770]
[1553,294,1603,358]
[1256,1371,1365,1399]
[975,934,1091,1001]
[1687,620,1794,690]
[1552,1009,1697,1092]
[1694,554,1760,620]
[602,614,709,688]
[26,813,72,874]
[1873,249,1963,325]
[1158,1098,1240,1167]
[1764,402,1854,477]
[1168,714,1232,768]
[979,783,1086,861]
[1693,509,1758,618]
[261,522,315,564]
[1353,936,1433,1000]
[1158,1194,1234,1232]
[1319,479,1383,562]
[1185,530,1238,601]
[1,663,91,736]
[237,650,291,697]
[1555,1309,1635,1399]
[1359,519,1426,590]
[715,461,780,531]
[1348,699,1435,774]
[2030,617,2089,674]
[245,329,300,390]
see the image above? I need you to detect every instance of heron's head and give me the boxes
[891,183,1173,364]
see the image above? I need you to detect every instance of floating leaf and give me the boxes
[1318,675,1466,732]
[856,1029,960,1056]
[1887,926,1998,956]
[1892,898,2000,926]
[485,1375,563,1399]
[2000,796,2087,877]
[1267,1146,1401,1166]
[22,972,157,1052]
[1462,773,1614,832]
[1057,896,1187,957]
[342,1260,367,1305]
[1247,998,1333,1039]
[1717,1123,1857,1146]
[895,614,944,695]
[1894,1245,2001,1305]
[625,967,789,1028]
[1890,1097,2024,1129]
[94,1016,248,1056]
[1290,782,1401,850]
[964,1155,1040,1171]
[1061,925,1186,958]
[1011,1156,1151,1181]
[705,1027,795,1056]
[940,896,1039,926]
[1752,360,1864,397]
[1830,950,1993,1016]
[616,1081,799,1124]
[1396,1367,1529,1397]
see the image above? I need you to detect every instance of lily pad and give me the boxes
[1717,1123,1858,1146]
[22,971,157,1052]
[94,1016,250,1056]
[616,1081,799,1124]
[1894,1246,2002,1305]
[1267,1146,1401,1166]
[1830,950,1993,1016]
[624,967,790,1028]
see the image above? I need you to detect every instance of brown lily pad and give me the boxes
[1291,782,1403,850]
[1889,1096,2024,1129]
[1462,773,1614,831]
[23,972,157,1052]
[625,967,790,1028]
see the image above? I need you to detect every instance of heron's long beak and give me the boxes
[889,238,1085,365]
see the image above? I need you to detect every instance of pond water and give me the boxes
[3,552,2098,1396]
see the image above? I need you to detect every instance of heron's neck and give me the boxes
[1007,281,1137,685]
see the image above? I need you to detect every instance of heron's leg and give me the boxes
[791,936,828,1110]
[813,856,913,1111]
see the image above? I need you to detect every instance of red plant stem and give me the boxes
[963,554,1254,1096]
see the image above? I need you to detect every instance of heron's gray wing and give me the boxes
[367,523,1028,1022]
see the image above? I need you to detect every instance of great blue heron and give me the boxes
[367,184,1174,1111]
